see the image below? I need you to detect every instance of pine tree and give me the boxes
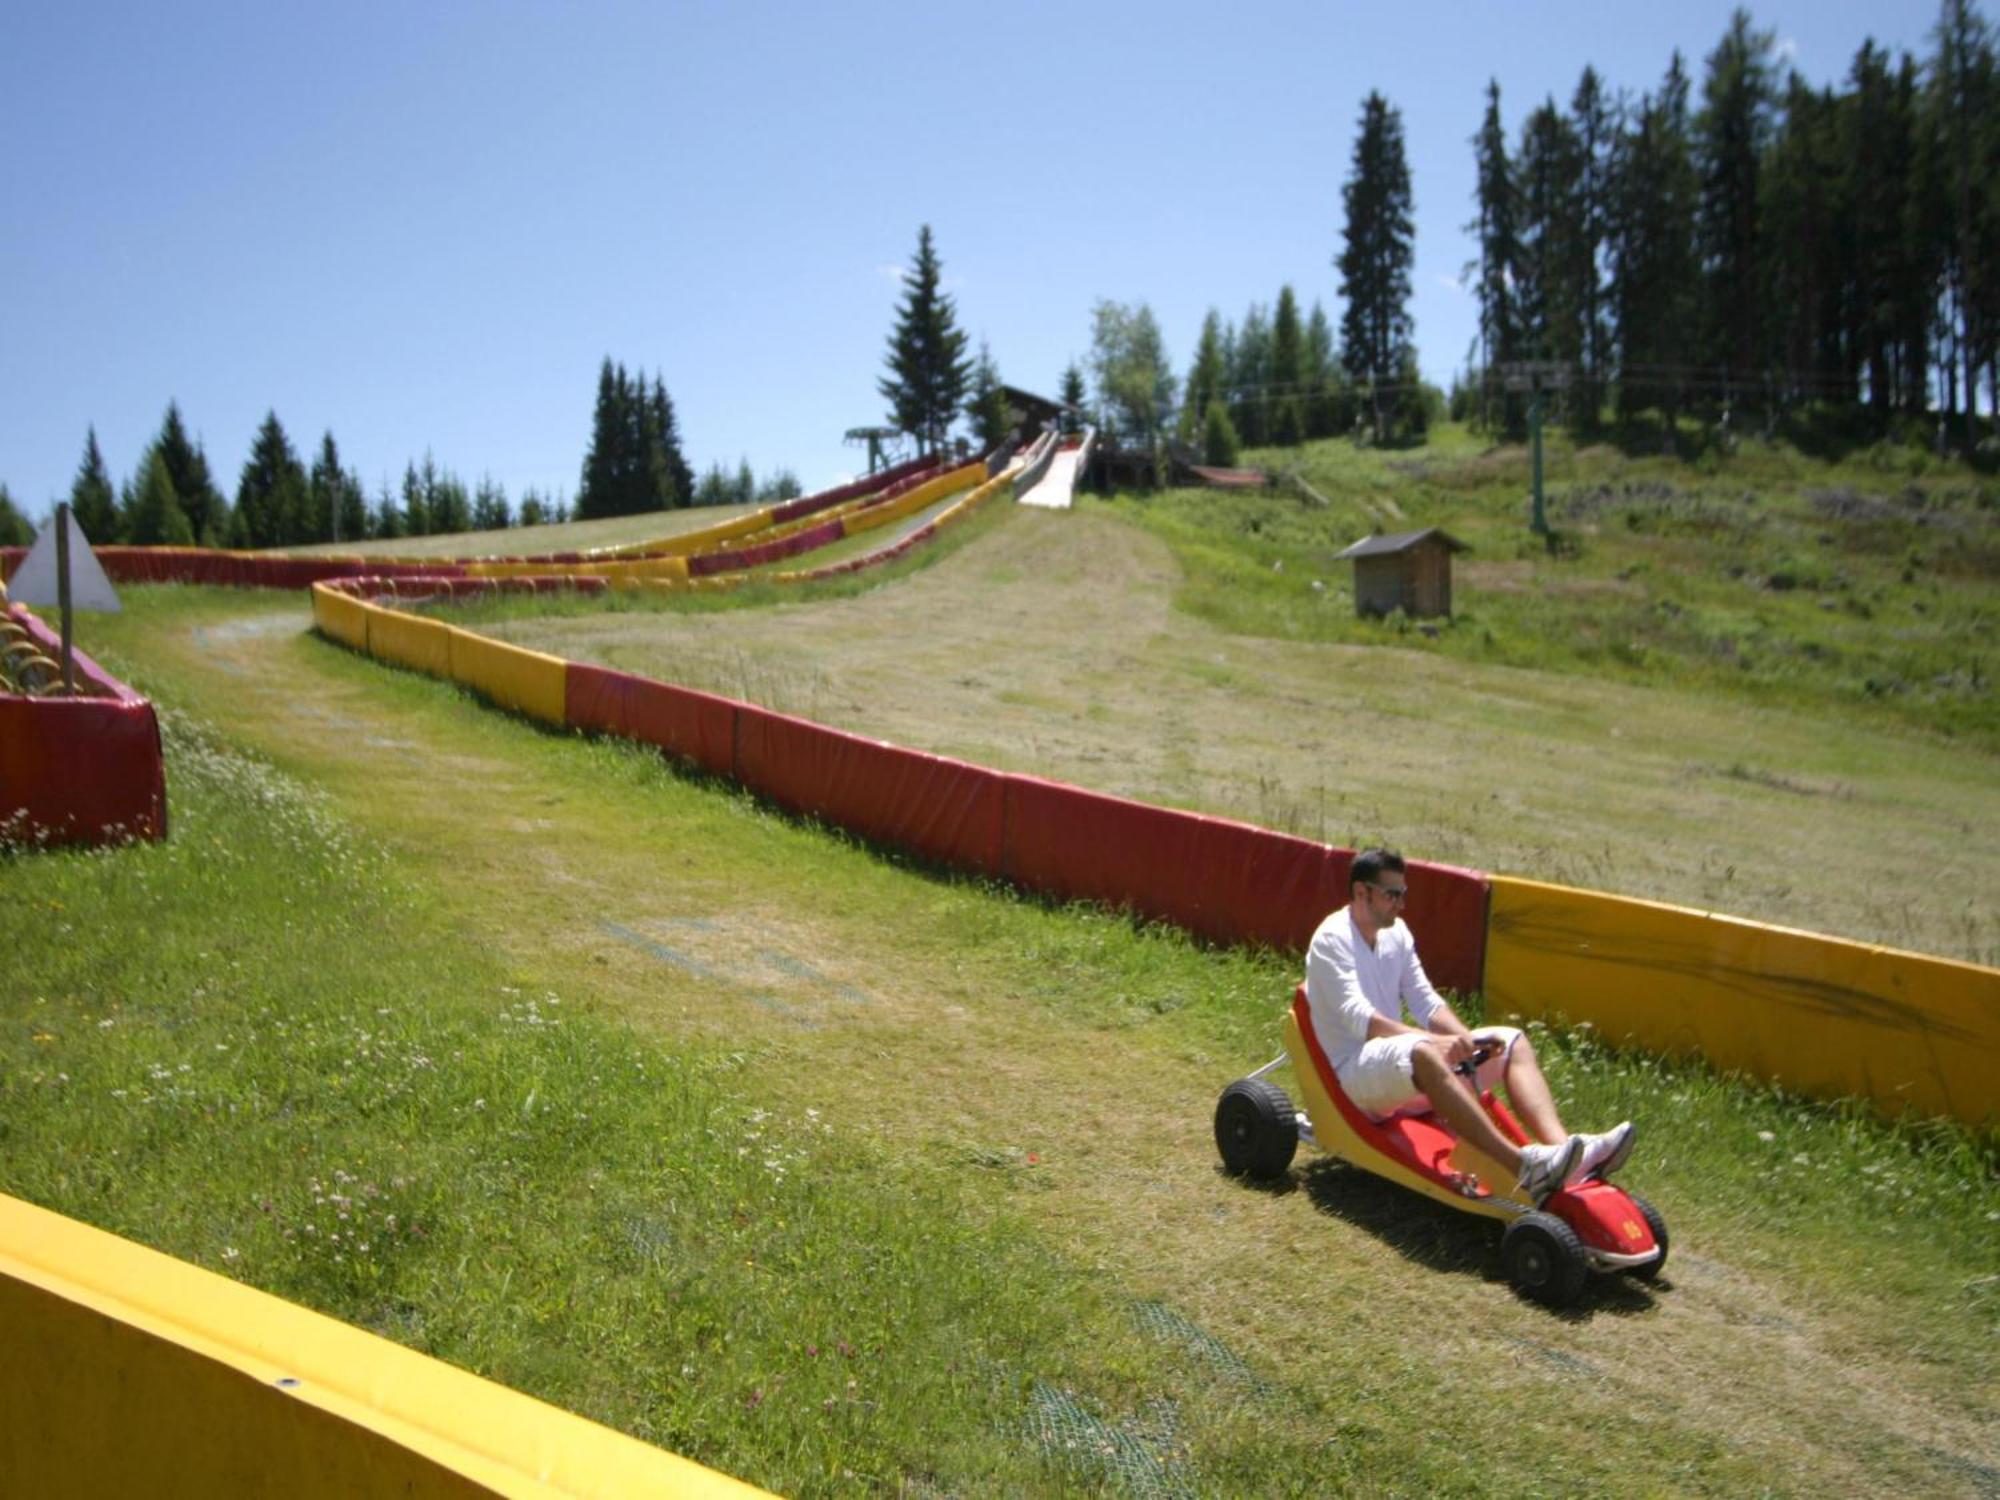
[1304,301,1344,438]
[578,359,620,518]
[472,476,511,531]
[1230,304,1270,446]
[1201,401,1242,467]
[1764,72,1849,412]
[1517,98,1586,395]
[1569,67,1614,430]
[650,377,694,507]
[1610,53,1701,444]
[1695,9,1778,409]
[964,341,1011,451]
[1179,311,1228,444]
[1928,0,1997,443]
[69,427,121,543]
[153,402,228,545]
[401,462,428,537]
[308,433,348,545]
[1469,80,1523,434]
[234,412,308,549]
[1338,91,1418,443]
[1270,285,1307,445]
[879,225,972,454]
[517,489,547,529]
[0,485,34,547]
[126,449,195,546]
[1059,361,1087,433]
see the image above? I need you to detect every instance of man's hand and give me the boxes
[1432,1031,1477,1069]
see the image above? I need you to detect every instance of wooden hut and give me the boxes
[1334,527,1468,619]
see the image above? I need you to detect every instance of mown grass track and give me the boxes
[2,582,1994,1496]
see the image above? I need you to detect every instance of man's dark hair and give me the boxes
[1350,847,1405,893]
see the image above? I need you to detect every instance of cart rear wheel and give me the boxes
[1502,1211,1589,1307]
[1627,1193,1669,1281]
[1214,1078,1298,1181]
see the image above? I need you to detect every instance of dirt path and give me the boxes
[485,504,1999,965]
[143,596,1998,1497]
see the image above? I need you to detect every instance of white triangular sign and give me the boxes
[10,511,122,613]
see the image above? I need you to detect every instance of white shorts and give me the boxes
[1336,1026,1523,1119]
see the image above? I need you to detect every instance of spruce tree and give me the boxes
[965,341,1010,451]
[1179,311,1228,444]
[1201,401,1242,467]
[400,462,428,537]
[309,433,347,545]
[154,402,228,545]
[1304,301,1344,438]
[234,412,308,549]
[650,377,694,507]
[1338,91,1418,443]
[1569,67,1614,431]
[126,449,195,546]
[1271,285,1306,445]
[1468,80,1523,433]
[1230,304,1270,446]
[879,225,972,454]
[578,359,620,518]
[69,427,121,543]
[1059,362,1087,433]
[0,485,33,548]
[1695,9,1778,407]
[1610,53,1701,443]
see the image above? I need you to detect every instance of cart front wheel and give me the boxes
[1502,1211,1589,1307]
[1626,1194,1669,1281]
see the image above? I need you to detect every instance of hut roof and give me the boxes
[1334,527,1470,561]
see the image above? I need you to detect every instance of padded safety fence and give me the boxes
[0,1193,773,1499]
[734,706,1008,875]
[447,628,567,726]
[0,607,166,846]
[564,666,739,779]
[1485,876,2000,1124]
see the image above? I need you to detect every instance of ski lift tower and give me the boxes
[1499,361,1571,535]
[843,427,904,477]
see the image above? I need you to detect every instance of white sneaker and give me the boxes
[1516,1137,1583,1203]
[1569,1121,1636,1184]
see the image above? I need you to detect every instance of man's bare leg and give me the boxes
[1498,1031,1567,1144]
[1410,1043,1527,1173]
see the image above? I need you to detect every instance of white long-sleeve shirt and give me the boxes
[1303,905,1447,1073]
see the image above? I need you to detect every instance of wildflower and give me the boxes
[1756,1130,1776,1142]
[222,1246,240,1262]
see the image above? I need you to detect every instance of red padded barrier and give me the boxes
[686,518,846,577]
[770,454,936,523]
[999,775,1489,988]
[565,665,737,778]
[733,706,1007,874]
[0,614,165,845]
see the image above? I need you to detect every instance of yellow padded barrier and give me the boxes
[1485,876,2000,1124]
[310,584,370,651]
[447,628,567,725]
[840,463,983,538]
[367,607,454,680]
[0,1195,771,1499]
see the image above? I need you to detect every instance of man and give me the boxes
[1305,848,1634,1203]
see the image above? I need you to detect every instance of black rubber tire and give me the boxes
[1213,1078,1299,1180]
[1626,1193,1669,1281]
[1502,1210,1590,1307]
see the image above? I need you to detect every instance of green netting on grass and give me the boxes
[1023,1383,1195,1500]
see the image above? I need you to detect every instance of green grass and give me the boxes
[3,585,1996,1494]
[1107,423,1998,748]
[283,503,757,559]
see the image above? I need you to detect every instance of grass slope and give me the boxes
[2,586,1994,1497]
[455,459,1997,964]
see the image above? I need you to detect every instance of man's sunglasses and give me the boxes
[1370,883,1409,902]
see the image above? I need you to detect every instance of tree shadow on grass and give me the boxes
[1282,1157,1667,1321]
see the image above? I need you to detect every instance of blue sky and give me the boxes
[0,1,1943,523]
